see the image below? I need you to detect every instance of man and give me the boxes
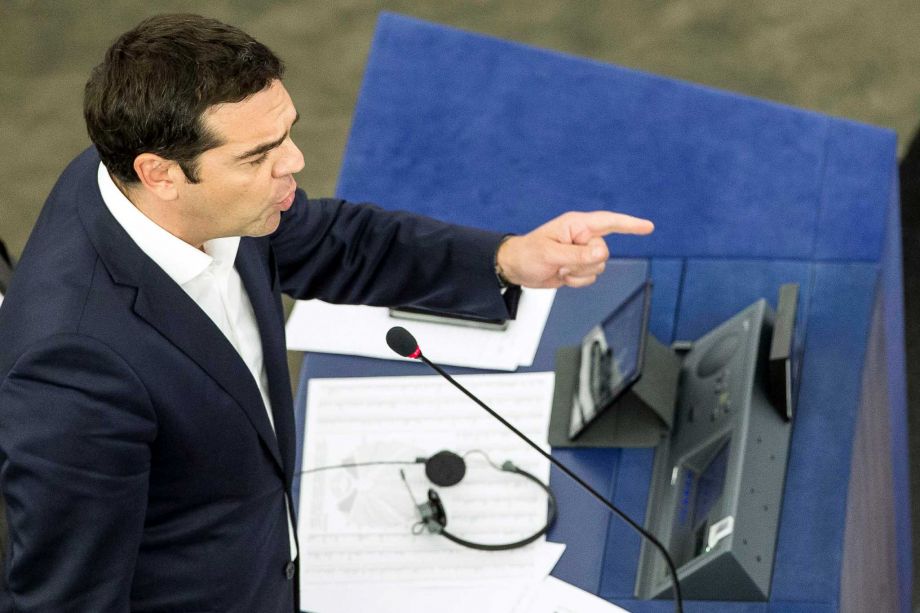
[0,14,653,613]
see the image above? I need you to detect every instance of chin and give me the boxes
[261,212,283,235]
[241,216,281,238]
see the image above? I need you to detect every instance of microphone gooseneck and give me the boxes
[386,326,684,613]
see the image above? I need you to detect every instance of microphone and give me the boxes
[386,326,684,612]
[386,326,422,359]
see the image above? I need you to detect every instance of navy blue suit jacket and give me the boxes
[0,148,513,612]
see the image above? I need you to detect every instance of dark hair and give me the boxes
[84,14,285,184]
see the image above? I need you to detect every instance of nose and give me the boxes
[273,136,305,177]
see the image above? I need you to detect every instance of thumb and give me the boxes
[547,238,608,269]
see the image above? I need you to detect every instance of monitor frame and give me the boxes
[568,282,652,440]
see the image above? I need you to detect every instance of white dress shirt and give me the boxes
[97,162,297,559]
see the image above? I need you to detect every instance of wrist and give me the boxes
[494,234,516,289]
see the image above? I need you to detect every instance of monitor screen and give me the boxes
[569,282,651,439]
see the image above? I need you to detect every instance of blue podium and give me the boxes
[293,13,908,612]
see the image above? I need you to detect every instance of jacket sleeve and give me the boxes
[0,334,156,612]
[268,192,516,320]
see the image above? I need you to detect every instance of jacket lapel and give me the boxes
[236,239,296,487]
[77,165,285,475]
[131,266,285,474]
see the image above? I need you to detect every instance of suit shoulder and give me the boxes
[0,252,113,375]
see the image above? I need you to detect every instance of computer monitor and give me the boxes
[636,286,799,601]
[568,282,651,439]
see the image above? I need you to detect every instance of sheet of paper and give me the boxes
[284,288,555,371]
[303,542,566,613]
[298,372,557,612]
[512,576,632,613]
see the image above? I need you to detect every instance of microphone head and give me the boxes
[386,326,421,359]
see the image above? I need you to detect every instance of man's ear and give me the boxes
[132,154,182,201]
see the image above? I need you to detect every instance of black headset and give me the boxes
[300,449,557,552]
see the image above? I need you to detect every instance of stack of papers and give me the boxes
[298,373,629,613]
[513,575,632,613]
[285,288,555,371]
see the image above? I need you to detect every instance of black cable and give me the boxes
[437,464,557,551]
[299,460,418,475]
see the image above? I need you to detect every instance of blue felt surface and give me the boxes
[612,599,768,613]
[338,13,896,263]
[295,11,906,610]
[599,446,655,599]
[647,259,684,344]
[673,260,813,342]
[766,605,837,613]
[812,122,898,261]
[546,447,619,593]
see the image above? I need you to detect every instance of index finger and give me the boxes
[575,211,655,238]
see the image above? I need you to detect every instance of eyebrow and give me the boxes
[235,111,300,161]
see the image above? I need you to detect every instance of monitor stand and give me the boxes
[549,333,681,448]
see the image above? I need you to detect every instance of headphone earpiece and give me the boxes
[424,450,466,487]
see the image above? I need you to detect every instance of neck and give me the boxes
[116,177,207,250]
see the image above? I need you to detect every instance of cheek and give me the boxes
[223,173,268,211]
[243,168,274,198]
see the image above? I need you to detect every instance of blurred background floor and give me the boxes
[2,0,920,609]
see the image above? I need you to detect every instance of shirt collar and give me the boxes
[97,162,240,285]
